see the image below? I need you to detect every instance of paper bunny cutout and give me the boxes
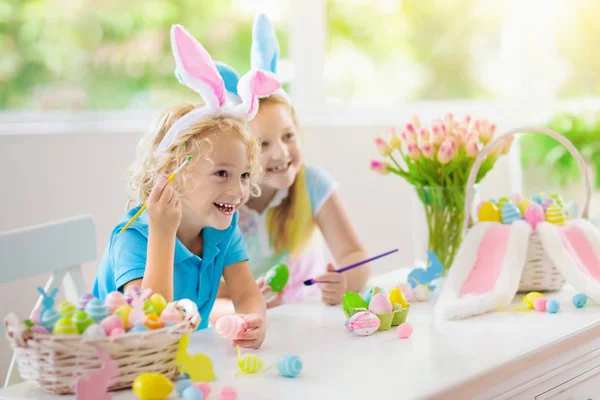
[128,287,151,327]
[74,346,119,400]
[154,24,282,157]
[36,287,58,311]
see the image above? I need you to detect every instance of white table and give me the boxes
[2,270,600,400]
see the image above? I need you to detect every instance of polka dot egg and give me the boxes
[216,315,244,340]
[105,291,127,314]
[85,299,109,322]
[58,301,77,318]
[277,354,303,378]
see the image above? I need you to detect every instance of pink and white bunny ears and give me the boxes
[154,24,282,157]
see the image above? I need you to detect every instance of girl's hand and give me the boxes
[256,276,285,309]
[232,313,266,349]
[147,177,182,237]
[315,263,347,305]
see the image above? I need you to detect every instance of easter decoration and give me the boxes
[265,263,289,292]
[37,287,60,333]
[277,354,303,378]
[370,115,513,273]
[435,127,600,320]
[176,333,216,382]
[215,315,245,340]
[396,323,413,339]
[235,345,265,376]
[132,372,174,400]
[218,386,238,400]
[74,346,119,400]
[573,294,587,308]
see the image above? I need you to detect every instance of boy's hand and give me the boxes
[256,276,285,309]
[231,313,266,349]
[316,263,346,305]
[147,177,182,236]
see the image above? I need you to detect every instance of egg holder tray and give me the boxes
[3,299,200,395]
[345,304,410,331]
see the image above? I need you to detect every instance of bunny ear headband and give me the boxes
[215,13,294,105]
[154,24,282,157]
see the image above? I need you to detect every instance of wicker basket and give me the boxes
[4,298,201,394]
[462,126,592,293]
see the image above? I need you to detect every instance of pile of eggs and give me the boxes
[28,286,184,337]
[523,292,560,314]
[477,193,576,228]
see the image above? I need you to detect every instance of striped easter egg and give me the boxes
[105,291,127,314]
[58,301,77,318]
[85,299,109,322]
[348,311,380,336]
[546,204,566,226]
[144,314,164,330]
[550,193,564,208]
[531,195,543,205]
[77,293,95,310]
[496,197,511,209]
[277,354,303,378]
[501,203,522,225]
[238,354,263,373]
[159,305,183,324]
[40,309,61,332]
[72,310,93,334]
[216,315,244,340]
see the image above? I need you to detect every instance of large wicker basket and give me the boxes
[4,298,201,394]
[463,126,592,293]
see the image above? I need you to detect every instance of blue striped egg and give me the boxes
[501,203,522,225]
[84,299,109,322]
[277,354,303,378]
[40,309,61,332]
[531,195,543,205]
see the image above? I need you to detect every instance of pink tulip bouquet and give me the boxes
[370,113,513,271]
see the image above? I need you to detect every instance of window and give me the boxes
[0,0,288,111]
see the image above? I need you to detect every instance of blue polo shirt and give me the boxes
[92,206,249,330]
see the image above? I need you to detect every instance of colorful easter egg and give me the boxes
[105,291,127,314]
[478,201,501,222]
[83,323,107,337]
[149,293,167,316]
[238,353,263,374]
[85,299,109,322]
[277,354,303,378]
[144,314,164,330]
[546,299,560,313]
[532,195,543,205]
[501,203,522,224]
[524,292,544,309]
[143,302,157,316]
[368,293,393,314]
[363,286,384,305]
[215,315,244,340]
[512,193,523,204]
[343,292,369,313]
[77,293,95,310]
[129,324,149,333]
[573,294,587,308]
[132,372,174,400]
[29,308,42,325]
[101,315,124,336]
[346,311,380,336]
[218,387,238,400]
[193,383,211,398]
[72,310,93,334]
[546,204,567,226]
[414,285,430,301]
[114,304,133,330]
[397,284,416,302]
[533,298,548,312]
[550,193,564,208]
[517,199,532,215]
[265,263,289,292]
[58,301,76,318]
[497,197,511,209]
[53,316,78,335]
[110,327,125,336]
[176,379,194,395]
[40,309,61,332]
[182,386,204,400]
[542,198,556,211]
[159,305,182,325]
[388,287,408,308]
[396,322,413,339]
[524,203,545,229]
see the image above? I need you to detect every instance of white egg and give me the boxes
[83,324,107,337]
[414,285,429,301]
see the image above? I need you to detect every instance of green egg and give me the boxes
[550,193,564,208]
[265,264,289,292]
[143,302,157,316]
[343,292,369,313]
[72,310,93,334]
[58,301,76,318]
[53,316,79,335]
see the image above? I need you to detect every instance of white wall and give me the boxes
[0,124,519,380]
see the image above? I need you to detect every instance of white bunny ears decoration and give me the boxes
[154,24,282,157]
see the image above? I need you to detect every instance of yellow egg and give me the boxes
[518,199,532,216]
[114,305,133,331]
[478,201,501,222]
[546,204,567,226]
[388,287,408,308]
[132,372,174,400]
[149,294,167,316]
[523,292,544,309]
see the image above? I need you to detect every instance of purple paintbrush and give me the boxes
[303,248,399,286]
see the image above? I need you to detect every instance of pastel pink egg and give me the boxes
[110,327,125,336]
[533,297,548,312]
[29,308,42,325]
[100,315,124,336]
[512,193,523,204]
[105,291,127,314]
[347,311,380,336]
[215,315,244,340]
[524,203,545,229]
[159,305,183,324]
[368,293,393,314]
[218,386,238,400]
[397,323,413,339]
[194,382,211,398]
[397,284,416,302]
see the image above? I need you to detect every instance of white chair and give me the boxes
[1,215,96,388]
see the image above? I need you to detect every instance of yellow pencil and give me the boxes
[120,156,192,234]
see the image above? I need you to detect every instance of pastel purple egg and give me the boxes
[542,198,556,211]
[29,308,42,325]
[524,203,545,229]
[78,293,95,310]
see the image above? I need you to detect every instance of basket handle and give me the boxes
[463,126,592,236]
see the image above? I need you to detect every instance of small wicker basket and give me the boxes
[4,298,201,395]
[462,126,592,293]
